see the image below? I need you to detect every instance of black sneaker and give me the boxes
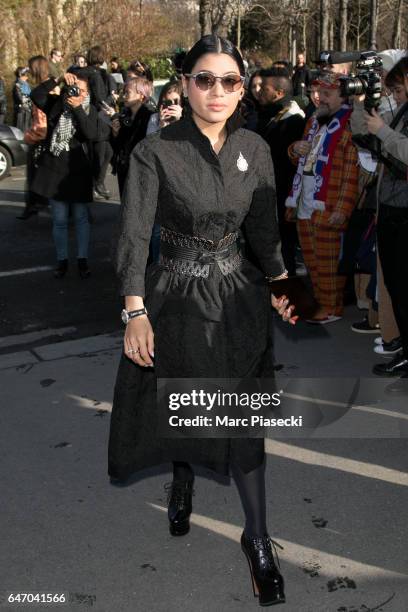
[351,316,380,334]
[373,351,408,376]
[374,336,402,355]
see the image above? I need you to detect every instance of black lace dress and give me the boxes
[108,114,285,480]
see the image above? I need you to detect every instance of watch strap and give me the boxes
[127,307,148,320]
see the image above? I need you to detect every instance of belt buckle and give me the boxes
[197,251,214,265]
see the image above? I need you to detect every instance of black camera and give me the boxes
[316,50,383,112]
[111,110,132,128]
[66,84,81,97]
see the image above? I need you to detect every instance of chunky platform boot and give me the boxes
[164,480,194,536]
[241,531,285,606]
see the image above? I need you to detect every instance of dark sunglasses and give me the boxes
[184,71,244,93]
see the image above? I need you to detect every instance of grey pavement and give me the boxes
[1,307,408,612]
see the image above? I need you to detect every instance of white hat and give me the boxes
[378,49,407,72]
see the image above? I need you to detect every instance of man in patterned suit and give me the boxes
[285,72,359,323]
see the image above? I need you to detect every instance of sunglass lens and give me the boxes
[195,73,215,90]
[222,76,241,92]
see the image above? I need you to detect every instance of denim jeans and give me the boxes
[50,199,90,261]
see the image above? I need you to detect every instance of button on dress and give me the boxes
[108,114,285,479]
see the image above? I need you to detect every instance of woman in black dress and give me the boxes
[109,35,296,607]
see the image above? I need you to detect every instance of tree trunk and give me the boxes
[292,23,297,66]
[392,0,403,48]
[320,0,330,49]
[301,12,307,53]
[199,0,212,37]
[356,0,361,50]
[368,0,378,50]
[236,0,241,51]
[329,16,334,49]
[339,0,348,51]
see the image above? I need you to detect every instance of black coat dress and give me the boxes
[108,114,285,480]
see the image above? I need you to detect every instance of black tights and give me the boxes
[172,460,267,537]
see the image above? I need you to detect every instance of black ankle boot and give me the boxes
[54,259,68,278]
[241,531,285,606]
[77,258,90,279]
[165,480,194,536]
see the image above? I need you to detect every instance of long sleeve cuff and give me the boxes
[376,124,394,142]
[118,274,146,298]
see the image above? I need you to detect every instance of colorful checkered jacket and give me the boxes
[287,116,359,228]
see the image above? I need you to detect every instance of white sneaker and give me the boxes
[374,337,383,346]
[306,315,342,325]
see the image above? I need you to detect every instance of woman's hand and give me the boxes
[271,294,298,325]
[62,73,77,86]
[328,211,346,226]
[363,109,385,135]
[159,104,182,126]
[293,140,311,157]
[124,315,155,367]
[111,117,121,137]
[66,95,82,109]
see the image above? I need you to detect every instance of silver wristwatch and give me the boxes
[121,307,148,324]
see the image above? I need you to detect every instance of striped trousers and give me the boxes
[297,219,346,316]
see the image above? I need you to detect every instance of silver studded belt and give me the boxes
[159,227,243,278]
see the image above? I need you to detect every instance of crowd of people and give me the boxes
[1,43,407,383]
[2,34,407,608]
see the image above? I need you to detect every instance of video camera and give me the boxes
[316,50,383,112]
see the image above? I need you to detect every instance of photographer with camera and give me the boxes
[351,57,408,379]
[105,76,153,197]
[146,80,183,135]
[30,70,110,279]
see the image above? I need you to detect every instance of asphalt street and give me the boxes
[0,165,407,612]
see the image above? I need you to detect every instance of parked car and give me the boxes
[0,125,28,180]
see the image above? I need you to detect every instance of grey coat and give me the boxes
[350,99,408,208]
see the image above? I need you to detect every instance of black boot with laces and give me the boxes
[241,531,285,606]
[77,258,90,279]
[164,479,194,536]
[54,259,68,279]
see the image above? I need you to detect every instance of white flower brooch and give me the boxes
[237,152,248,172]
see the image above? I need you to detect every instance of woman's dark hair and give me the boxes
[128,60,153,83]
[28,55,49,85]
[158,80,183,108]
[87,45,105,67]
[182,35,245,77]
[385,57,408,89]
[247,69,261,104]
[74,53,87,65]
[15,66,29,79]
